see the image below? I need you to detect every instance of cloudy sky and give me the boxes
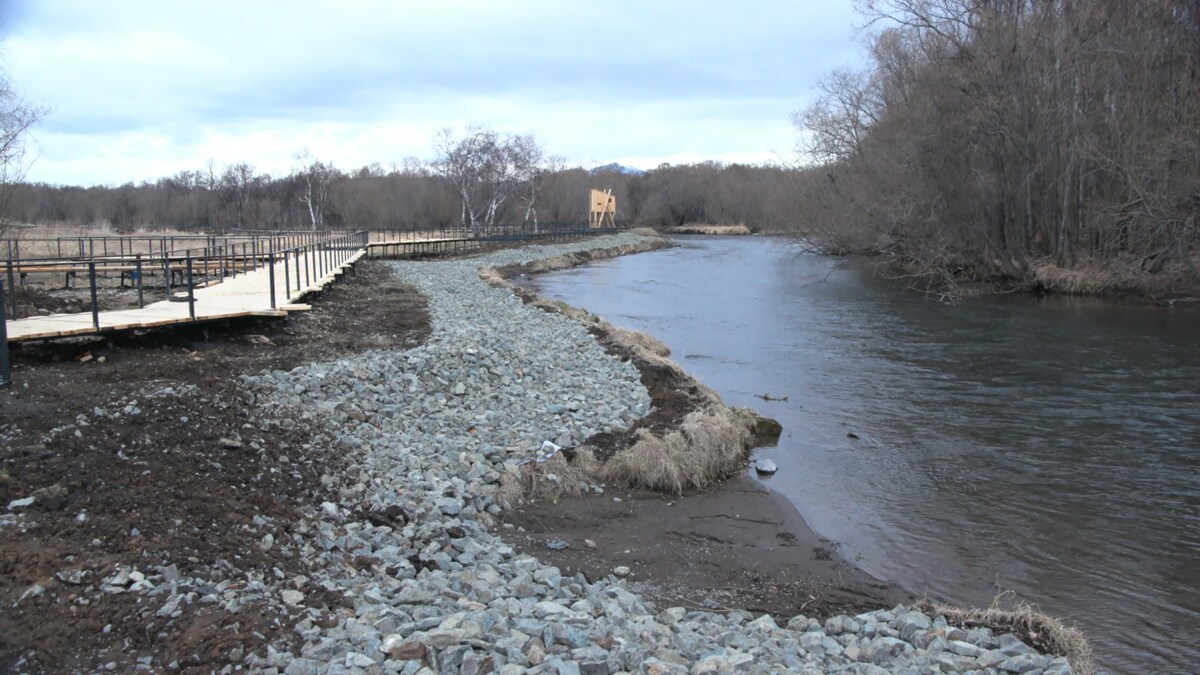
[2,1,866,187]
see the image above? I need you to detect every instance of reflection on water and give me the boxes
[521,235,1200,673]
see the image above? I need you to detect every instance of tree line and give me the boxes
[792,0,1200,293]
[6,138,808,234]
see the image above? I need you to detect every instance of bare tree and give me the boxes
[433,128,545,235]
[512,135,562,230]
[0,66,47,235]
[794,0,1200,295]
[221,162,257,229]
[294,152,339,230]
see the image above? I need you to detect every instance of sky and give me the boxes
[1,1,866,187]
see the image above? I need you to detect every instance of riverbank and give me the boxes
[881,250,1198,307]
[2,233,1082,673]
[483,236,900,617]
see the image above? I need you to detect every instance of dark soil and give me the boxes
[0,260,429,673]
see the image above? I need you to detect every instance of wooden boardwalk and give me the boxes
[6,248,364,342]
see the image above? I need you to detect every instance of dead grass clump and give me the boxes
[499,449,600,503]
[1031,262,1112,295]
[671,224,752,236]
[598,407,753,494]
[478,267,506,287]
[916,596,1095,675]
[628,227,660,237]
[608,326,671,357]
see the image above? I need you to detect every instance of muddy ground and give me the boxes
[2,252,901,672]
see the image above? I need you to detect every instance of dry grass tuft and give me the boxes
[1031,262,1112,295]
[499,449,600,502]
[670,224,752,236]
[916,595,1095,675]
[628,227,661,237]
[598,406,753,494]
[477,267,506,287]
[607,325,671,357]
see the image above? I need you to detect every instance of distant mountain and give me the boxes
[589,163,646,176]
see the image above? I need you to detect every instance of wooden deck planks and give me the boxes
[6,249,364,342]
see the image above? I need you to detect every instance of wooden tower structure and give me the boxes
[589,189,617,228]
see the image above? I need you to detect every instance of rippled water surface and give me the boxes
[522,236,1200,673]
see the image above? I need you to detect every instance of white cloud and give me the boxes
[3,0,865,186]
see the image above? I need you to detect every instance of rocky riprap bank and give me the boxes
[102,234,1074,673]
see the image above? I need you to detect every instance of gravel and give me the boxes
[62,233,1075,672]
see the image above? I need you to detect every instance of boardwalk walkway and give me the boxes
[6,248,364,342]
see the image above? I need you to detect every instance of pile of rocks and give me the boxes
[86,234,1075,672]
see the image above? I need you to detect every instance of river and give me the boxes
[519,235,1200,673]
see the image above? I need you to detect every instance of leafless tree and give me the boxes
[0,65,47,236]
[294,152,339,230]
[794,0,1200,295]
[433,128,548,235]
[221,162,257,229]
[510,136,561,230]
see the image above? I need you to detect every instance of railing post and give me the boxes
[284,249,291,301]
[136,254,144,308]
[186,255,195,320]
[5,259,15,317]
[89,261,100,330]
[268,248,277,309]
[0,278,11,389]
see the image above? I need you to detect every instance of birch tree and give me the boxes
[294,152,339,230]
[1,67,46,234]
[433,128,548,235]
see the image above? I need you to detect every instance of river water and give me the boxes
[521,235,1200,673]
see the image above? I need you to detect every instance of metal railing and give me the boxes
[367,223,625,258]
[3,230,368,326]
[1,279,9,389]
[267,230,369,309]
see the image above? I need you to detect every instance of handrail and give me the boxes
[3,230,369,321]
[0,279,10,389]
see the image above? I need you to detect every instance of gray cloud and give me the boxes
[4,0,865,186]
